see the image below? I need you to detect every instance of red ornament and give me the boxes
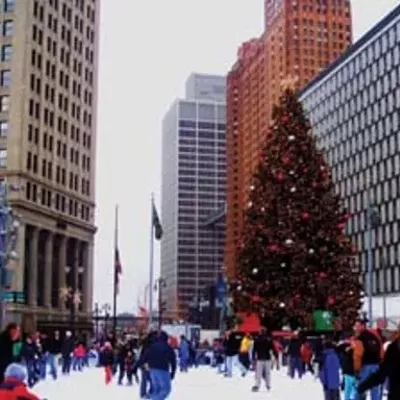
[337,222,346,230]
[281,114,289,122]
[327,296,335,305]
[276,172,284,181]
[282,156,290,165]
[318,272,328,280]
[312,182,318,189]
[251,295,261,303]
[300,212,310,220]
[268,244,279,252]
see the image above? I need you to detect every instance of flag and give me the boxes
[152,200,163,240]
[114,205,122,295]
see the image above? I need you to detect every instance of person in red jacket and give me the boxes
[0,363,40,400]
[73,343,86,371]
[300,341,314,374]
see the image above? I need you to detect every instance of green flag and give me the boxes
[313,310,333,331]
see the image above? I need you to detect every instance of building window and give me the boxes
[1,45,12,61]
[0,149,6,167]
[4,0,15,12]
[3,20,13,36]
[0,121,8,137]
[0,95,9,112]
[0,70,11,87]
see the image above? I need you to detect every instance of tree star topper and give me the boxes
[280,75,299,91]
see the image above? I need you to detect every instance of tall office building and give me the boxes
[161,74,226,318]
[300,4,400,303]
[0,0,99,331]
[225,0,353,278]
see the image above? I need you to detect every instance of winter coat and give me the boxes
[287,338,302,358]
[0,377,40,400]
[21,343,37,362]
[358,337,400,400]
[0,330,15,383]
[336,340,355,376]
[101,349,115,366]
[319,348,341,390]
[252,334,277,361]
[224,332,242,357]
[239,336,253,353]
[353,329,383,372]
[300,342,313,363]
[178,340,190,360]
[61,337,74,357]
[74,344,85,358]
[137,332,176,377]
[43,336,62,354]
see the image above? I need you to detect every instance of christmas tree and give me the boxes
[231,86,362,331]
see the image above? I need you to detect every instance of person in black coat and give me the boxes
[61,331,74,375]
[358,334,400,400]
[0,323,19,383]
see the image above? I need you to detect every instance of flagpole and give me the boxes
[149,194,155,328]
[112,204,118,335]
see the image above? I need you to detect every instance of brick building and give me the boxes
[225,0,352,278]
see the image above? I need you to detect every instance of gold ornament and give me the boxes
[59,286,71,301]
[73,290,82,306]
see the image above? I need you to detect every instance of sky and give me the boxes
[94,0,400,313]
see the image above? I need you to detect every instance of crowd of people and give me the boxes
[1,317,400,399]
[209,318,400,400]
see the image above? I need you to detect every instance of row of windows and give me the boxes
[305,20,400,107]
[26,152,90,196]
[25,181,91,222]
[179,120,225,130]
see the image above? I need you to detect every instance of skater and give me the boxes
[337,337,357,400]
[101,342,114,385]
[134,331,176,400]
[319,339,341,400]
[251,327,277,392]
[0,363,41,400]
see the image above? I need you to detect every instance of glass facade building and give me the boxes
[161,74,226,317]
[300,4,400,296]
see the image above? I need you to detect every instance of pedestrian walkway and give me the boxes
[35,366,323,399]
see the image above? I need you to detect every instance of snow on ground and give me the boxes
[34,366,325,399]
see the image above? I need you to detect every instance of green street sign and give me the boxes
[2,291,24,302]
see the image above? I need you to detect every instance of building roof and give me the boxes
[300,2,400,96]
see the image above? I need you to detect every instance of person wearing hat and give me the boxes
[0,363,41,400]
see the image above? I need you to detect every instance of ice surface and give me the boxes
[34,367,326,399]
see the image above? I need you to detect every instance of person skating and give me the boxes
[101,342,114,385]
[42,330,61,380]
[178,336,190,372]
[336,336,357,400]
[134,331,176,400]
[223,329,242,377]
[238,332,253,377]
[61,331,74,375]
[353,319,383,400]
[0,323,20,383]
[124,350,138,386]
[251,327,277,392]
[357,324,400,400]
[287,332,303,379]
[0,363,41,400]
[319,339,341,400]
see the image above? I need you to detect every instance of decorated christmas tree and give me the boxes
[231,85,362,331]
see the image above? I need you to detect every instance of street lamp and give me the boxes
[101,303,111,334]
[366,198,381,327]
[93,302,100,340]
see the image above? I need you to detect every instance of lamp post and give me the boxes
[366,197,381,327]
[154,278,166,330]
[0,181,20,329]
[101,303,111,334]
[93,302,100,340]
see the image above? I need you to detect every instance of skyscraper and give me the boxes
[225,0,353,278]
[1,0,98,330]
[161,73,226,318]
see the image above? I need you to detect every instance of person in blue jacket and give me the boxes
[178,336,190,372]
[134,331,177,400]
[319,339,341,400]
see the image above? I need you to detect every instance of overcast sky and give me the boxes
[93,0,400,313]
